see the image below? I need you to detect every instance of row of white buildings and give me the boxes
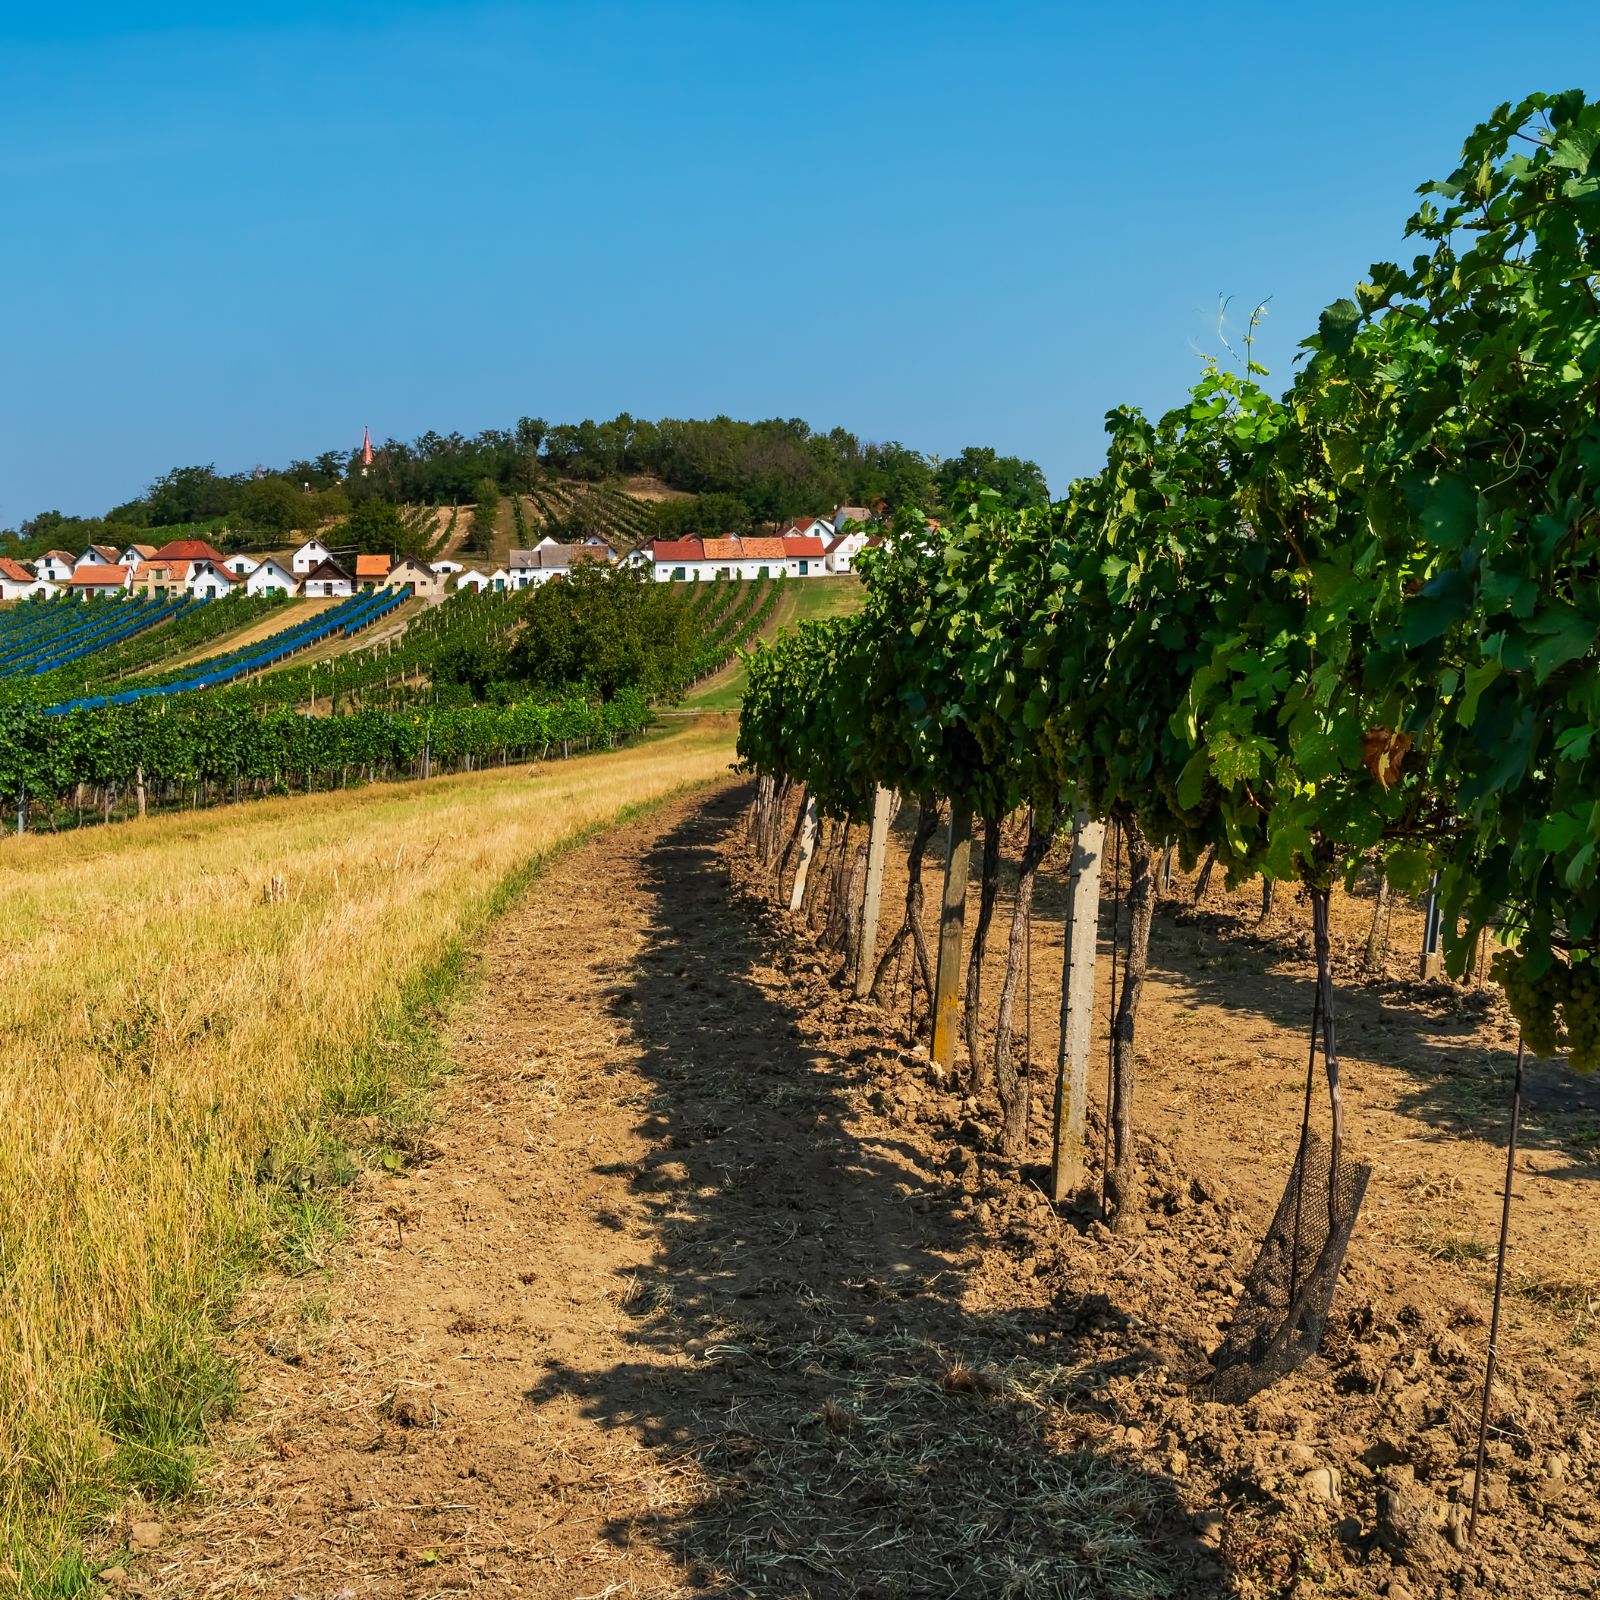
[0,507,882,604]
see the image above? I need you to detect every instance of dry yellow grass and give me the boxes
[0,720,735,1586]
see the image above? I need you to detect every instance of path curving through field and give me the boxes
[132,783,1597,1599]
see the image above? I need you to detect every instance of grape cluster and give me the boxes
[1565,960,1600,1074]
[1491,948,1568,1059]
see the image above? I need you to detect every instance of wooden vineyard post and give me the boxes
[1050,815,1105,1201]
[854,785,894,997]
[931,802,974,1069]
[788,792,820,911]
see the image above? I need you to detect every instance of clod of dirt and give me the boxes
[127,1522,162,1551]
[1374,1467,1452,1570]
[389,1399,426,1428]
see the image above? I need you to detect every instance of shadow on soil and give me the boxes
[1142,899,1600,1182]
[526,788,1234,1598]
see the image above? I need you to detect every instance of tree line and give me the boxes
[6,416,1048,559]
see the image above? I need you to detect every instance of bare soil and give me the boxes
[121,785,1598,1599]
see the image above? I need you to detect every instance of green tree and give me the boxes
[649,492,755,540]
[505,564,697,701]
[342,497,406,554]
[934,447,1049,511]
[145,464,242,526]
[469,477,501,549]
[233,475,306,539]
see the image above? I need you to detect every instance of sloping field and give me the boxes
[0,720,736,1587]
[682,575,865,712]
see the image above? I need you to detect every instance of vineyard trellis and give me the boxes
[735,90,1600,1522]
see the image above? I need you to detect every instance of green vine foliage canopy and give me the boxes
[739,91,1598,1051]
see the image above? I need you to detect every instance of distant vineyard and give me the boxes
[520,480,656,549]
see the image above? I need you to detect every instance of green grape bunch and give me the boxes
[1488,949,1600,1068]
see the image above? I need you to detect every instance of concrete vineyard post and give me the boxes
[1050,815,1105,1201]
[1420,873,1442,980]
[789,792,820,911]
[931,803,974,1069]
[854,785,894,997]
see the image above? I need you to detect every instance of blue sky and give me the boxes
[2,2,1596,523]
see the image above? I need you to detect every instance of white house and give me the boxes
[509,544,615,589]
[486,567,512,593]
[73,544,121,572]
[777,516,834,544]
[832,504,875,532]
[291,536,334,575]
[188,560,240,600]
[430,558,465,577]
[647,534,827,582]
[456,568,491,593]
[245,557,297,597]
[117,543,158,569]
[826,529,874,574]
[223,554,259,577]
[302,558,354,598]
[621,547,650,570]
[33,550,74,583]
[67,565,129,598]
[0,557,42,599]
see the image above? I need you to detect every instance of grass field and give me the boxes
[0,721,735,1589]
[682,575,864,712]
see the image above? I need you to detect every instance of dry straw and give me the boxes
[0,721,733,1581]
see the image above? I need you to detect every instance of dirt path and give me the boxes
[128,786,1596,1599]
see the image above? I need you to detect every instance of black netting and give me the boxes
[1206,1131,1370,1405]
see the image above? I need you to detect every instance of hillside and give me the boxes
[681,575,863,712]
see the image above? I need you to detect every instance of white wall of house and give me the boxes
[246,561,297,596]
[189,570,236,600]
[826,531,871,574]
[456,569,490,592]
[73,549,114,571]
[431,559,465,576]
[304,574,353,598]
[224,555,259,576]
[292,538,332,575]
[34,555,73,582]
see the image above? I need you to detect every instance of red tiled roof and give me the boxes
[781,535,826,558]
[69,565,128,586]
[152,539,227,563]
[355,553,392,579]
[88,544,120,561]
[739,537,787,559]
[702,538,744,559]
[790,516,816,534]
[0,557,34,583]
[651,539,705,562]
[42,548,73,563]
